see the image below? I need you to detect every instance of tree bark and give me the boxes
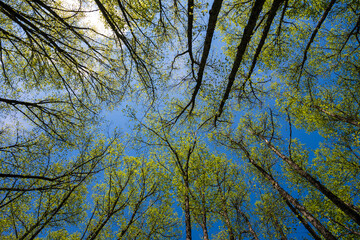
[263,137,360,226]
[215,0,266,123]
[185,192,192,240]
[273,217,287,240]
[284,199,321,240]
[217,188,235,240]
[200,194,209,240]
[249,157,336,239]
[222,207,236,240]
[238,210,260,240]
[237,144,337,240]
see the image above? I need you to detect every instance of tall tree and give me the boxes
[1,0,360,238]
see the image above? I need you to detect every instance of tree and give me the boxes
[0,131,121,239]
[0,1,130,237]
[1,0,360,238]
[0,0,124,135]
[133,108,263,240]
[213,121,338,239]
[84,156,180,240]
[134,112,199,240]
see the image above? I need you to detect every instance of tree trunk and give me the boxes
[239,144,337,240]
[217,184,236,240]
[284,199,321,240]
[222,207,236,240]
[263,137,360,226]
[201,219,209,240]
[238,210,260,240]
[184,184,192,240]
[273,217,287,240]
[201,194,209,240]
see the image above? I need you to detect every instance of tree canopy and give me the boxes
[0,0,359,239]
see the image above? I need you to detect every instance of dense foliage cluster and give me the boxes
[0,0,359,239]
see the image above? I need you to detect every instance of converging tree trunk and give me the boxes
[238,144,337,240]
[261,136,360,226]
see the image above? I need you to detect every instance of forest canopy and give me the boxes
[0,0,359,239]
